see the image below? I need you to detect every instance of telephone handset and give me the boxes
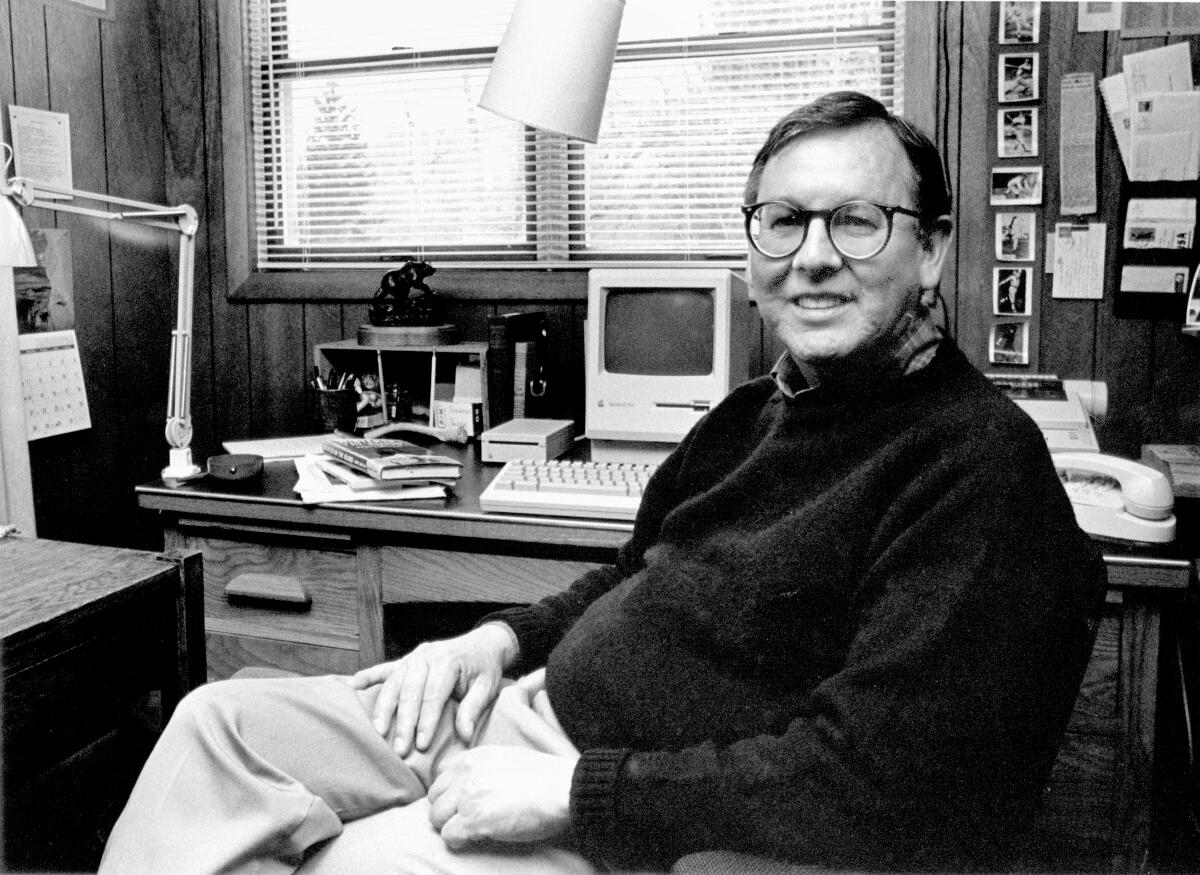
[1054,451,1176,544]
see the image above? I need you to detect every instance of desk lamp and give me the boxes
[0,166,202,486]
[479,0,624,143]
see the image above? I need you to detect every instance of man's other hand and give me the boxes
[427,746,579,848]
[345,623,517,756]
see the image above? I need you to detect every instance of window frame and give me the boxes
[215,0,939,302]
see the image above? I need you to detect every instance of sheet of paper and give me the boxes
[18,329,91,439]
[223,433,332,460]
[1119,264,1189,294]
[1123,198,1196,249]
[1129,90,1200,180]
[1121,2,1200,37]
[1059,73,1097,215]
[1099,75,1132,175]
[1051,223,1106,299]
[1078,1,1122,32]
[6,106,72,196]
[1123,41,1193,97]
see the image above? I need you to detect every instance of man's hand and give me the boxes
[344,624,516,756]
[427,746,579,848]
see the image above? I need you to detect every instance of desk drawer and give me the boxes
[382,546,601,603]
[180,532,358,651]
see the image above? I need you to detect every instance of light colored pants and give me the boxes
[99,671,600,875]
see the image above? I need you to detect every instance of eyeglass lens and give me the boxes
[748,202,891,259]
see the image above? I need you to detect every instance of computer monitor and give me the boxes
[585,268,748,463]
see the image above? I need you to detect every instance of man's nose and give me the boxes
[789,217,843,272]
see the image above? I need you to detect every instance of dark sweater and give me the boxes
[489,340,1106,871]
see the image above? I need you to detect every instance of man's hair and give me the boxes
[743,91,952,230]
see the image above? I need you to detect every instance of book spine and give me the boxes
[323,442,384,478]
[487,317,514,426]
[513,341,530,419]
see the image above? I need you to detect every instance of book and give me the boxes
[513,340,530,419]
[313,456,457,491]
[486,311,549,427]
[322,437,463,481]
[293,456,448,505]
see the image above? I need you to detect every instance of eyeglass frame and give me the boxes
[740,200,927,261]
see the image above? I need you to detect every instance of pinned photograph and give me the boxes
[996,213,1036,261]
[989,321,1029,366]
[990,167,1043,205]
[999,52,1039,102]
[994,267,1033,316]
[999,1,1040,44]
[998,107,1038,157]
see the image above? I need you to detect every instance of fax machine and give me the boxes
[988,374,1176,543]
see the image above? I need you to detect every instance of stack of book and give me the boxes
[292,437,463,504]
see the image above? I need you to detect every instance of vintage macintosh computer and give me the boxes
[479,268,748,520]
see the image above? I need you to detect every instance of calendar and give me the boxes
[18,329,91,440]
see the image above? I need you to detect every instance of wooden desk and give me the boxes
[0,536,205,871]
[136,446,1190,872]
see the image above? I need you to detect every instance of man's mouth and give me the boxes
[793,293,852,310]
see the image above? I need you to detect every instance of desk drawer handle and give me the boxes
[224,573,312,612]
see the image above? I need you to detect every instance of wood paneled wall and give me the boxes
[2,0,1198,551]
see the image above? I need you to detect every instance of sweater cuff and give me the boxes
[569,748,630,844]
[476,606,555,674]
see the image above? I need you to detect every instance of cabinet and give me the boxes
[314,339,489,431]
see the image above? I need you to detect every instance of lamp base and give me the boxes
[162,447,204,486]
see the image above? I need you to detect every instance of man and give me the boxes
[101,91,1105,874]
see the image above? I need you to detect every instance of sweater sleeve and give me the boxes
[567,439,1107,870]
[478,433,694,674]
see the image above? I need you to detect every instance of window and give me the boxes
[246,0,905,269]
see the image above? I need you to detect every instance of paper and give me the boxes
[1123,42,1192,98]
[223,433,331,460]
[1121,2,1200,37]
[1099,74,1131,174]
[18,329,91,439]
[1119,265,1189,294]
[1051,223,1106,299]
[6,106,72,195]
[292,455,447,505]
[1122,198,1195,249]
[1078,1,1122,32]
[1058,73,1097,215]
[1129,91,1200,180]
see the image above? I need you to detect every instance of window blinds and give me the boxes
[246,0,904,269]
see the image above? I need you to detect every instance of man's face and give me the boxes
[748,123,950,369]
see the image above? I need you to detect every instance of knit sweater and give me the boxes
[488,339,1106,871]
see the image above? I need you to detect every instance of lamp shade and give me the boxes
[480,0,624,143]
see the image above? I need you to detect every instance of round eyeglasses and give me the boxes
[741,200,926,261]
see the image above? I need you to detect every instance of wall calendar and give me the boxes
[18,329,91,440]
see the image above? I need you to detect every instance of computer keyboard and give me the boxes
[479,458,658,521]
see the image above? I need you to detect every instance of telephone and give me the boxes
[988,373,1177,543]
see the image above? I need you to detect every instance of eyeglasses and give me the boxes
[741,200,925,261]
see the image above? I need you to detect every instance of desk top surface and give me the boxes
[138,441,634,550]
[0,537,179,641]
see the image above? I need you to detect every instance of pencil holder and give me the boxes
[313,388,357,433]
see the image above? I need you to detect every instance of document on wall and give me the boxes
[1058,73,1097,215]
[1123,42,1193,97]
[18,329,91,439]
[1129,91,1200,180]
[1099,74,1132,175]
[6,106,72,197]
[1078,1,1121,32]
[1123,198,1196,250]
[1121,2,1200,38]
[1051,223,1106,299]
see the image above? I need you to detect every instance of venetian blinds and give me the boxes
[246,0,904,269]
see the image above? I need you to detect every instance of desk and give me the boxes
[0,536,205,870]
[137,444,1190,872]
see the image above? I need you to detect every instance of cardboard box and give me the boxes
[482,418,574,463]
[432,400,483,438]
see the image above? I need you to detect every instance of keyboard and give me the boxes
[479,458,658,521]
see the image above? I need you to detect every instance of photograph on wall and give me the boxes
[997,107,1038,157]
[990,166,1043,205]
[14,229,74,333]
[994,266,1033,315]
[996,213,1036,261]
[999,1,1041,44]
[998,52,1039,102]
[989,321,1029,365]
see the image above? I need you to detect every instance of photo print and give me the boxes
[998,107,1038,158]
[999,52,1039,102]
[994,266,1033,316]
[989,321,1029,366]
[996,212,1036,261]
[999,1,1040,44]
[990,166,1043,205]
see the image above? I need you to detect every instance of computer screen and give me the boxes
[586,268,748,462]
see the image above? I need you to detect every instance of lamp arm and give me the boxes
[3,173,202,484]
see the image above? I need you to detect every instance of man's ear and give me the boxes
[917,215,954,292]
